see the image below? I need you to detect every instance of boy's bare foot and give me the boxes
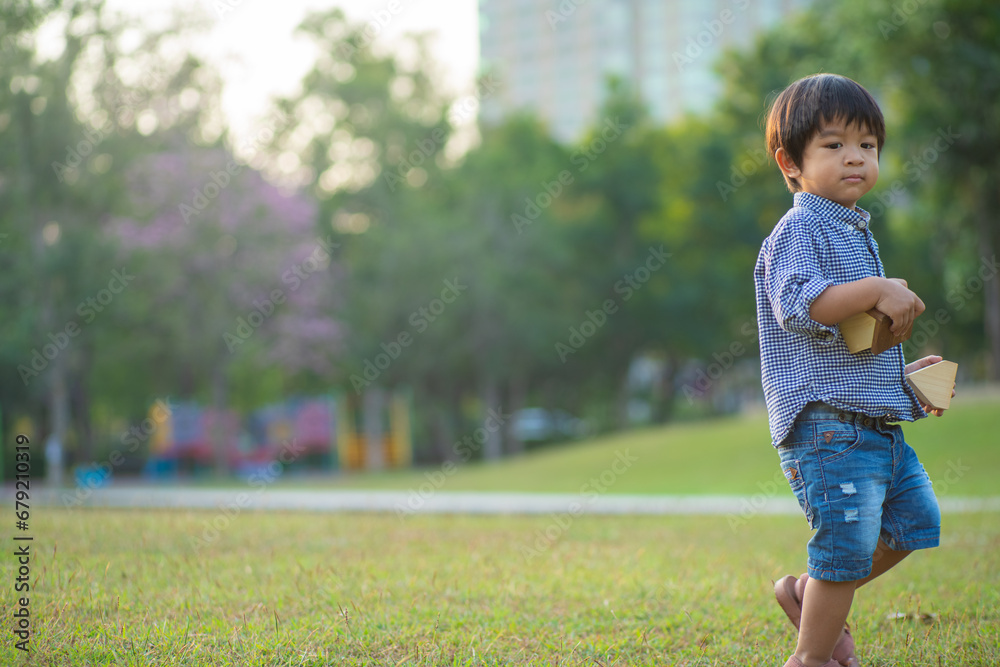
[774,574,859,666]
[783,656,842,667]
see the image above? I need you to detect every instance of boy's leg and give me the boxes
[775,407,889,667]
[855,538,912,588]
[854,430,939,589]
[794,578,857,667]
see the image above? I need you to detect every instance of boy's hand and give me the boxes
[875,278,925,335]
[905,354,956,417]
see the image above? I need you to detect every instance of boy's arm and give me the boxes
[764,217,839,342]
[810,276,926,335]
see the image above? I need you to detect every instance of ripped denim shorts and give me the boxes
[777,402,940,582]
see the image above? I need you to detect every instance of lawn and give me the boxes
[5,508,998,665]
[272,398,1000,497]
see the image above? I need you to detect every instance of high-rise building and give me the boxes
[478,0,810,141]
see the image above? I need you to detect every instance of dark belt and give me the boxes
[834,408,893,430]
[803,401,894,429]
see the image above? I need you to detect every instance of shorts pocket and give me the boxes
[812,420,863,465]
[779,456,815,528]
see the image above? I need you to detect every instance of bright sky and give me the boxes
[99,0,481,142]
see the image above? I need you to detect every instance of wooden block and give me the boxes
[840,311,877,353]
[839,308,912,355]
[869,310,913,355]
[906,360,958,410]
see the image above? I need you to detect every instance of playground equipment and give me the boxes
[335,389,412,471]
[144,389,412,476]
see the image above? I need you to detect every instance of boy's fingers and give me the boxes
[893,310,912,335]
[918,355,942,369]
[923,404,942,416]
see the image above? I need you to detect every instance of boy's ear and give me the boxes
[775,148,801,179]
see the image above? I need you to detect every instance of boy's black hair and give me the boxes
[765,73,886,192]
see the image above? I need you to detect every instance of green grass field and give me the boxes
[9,399,998,664]
[5,509,998,665]
[279,399,1000,497]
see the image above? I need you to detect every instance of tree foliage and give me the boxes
[2,0,996,474]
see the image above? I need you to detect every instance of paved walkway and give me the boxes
[24,487,1000,516]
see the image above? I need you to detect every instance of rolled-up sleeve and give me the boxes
[763,217,838,342]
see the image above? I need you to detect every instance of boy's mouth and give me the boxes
[843,174,865,183]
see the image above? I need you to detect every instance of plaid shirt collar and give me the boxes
[793,192,872,231]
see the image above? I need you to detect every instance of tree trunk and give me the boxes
[984,262,1000,381]
[480,376,503,461]
[70,367,94,466]
[651,354,678,424]
[615,367,631,429]
[978,203,1000,381]
[46,358,69,487]
[211,365,228,476]
[430,398,457,463]
[505,369,528,455]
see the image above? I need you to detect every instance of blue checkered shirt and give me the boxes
[754,192,925,447]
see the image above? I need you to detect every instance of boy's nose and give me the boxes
[845,148,865,165]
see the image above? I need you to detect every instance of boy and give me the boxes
[754,73,950,667]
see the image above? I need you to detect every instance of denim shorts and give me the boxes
[777,402,941,582]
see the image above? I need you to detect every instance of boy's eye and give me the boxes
[826,142,843,149]
[861,143,876,149]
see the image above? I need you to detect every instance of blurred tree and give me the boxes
[112,143,339,473]
[867,0,1000,378]
[445,113,579,456]
[7,0,991,480]
[262,9,459,460]
[638,114,766,414]
[1,0,135,476]
[0,0,59,38]
[716,0,999,378]
[558,81,668,426]
[0,0,239,476]
[264,8,451,225]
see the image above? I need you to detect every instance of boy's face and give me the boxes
[777,118,879,210]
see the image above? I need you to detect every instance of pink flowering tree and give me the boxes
[111,141,342,471]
